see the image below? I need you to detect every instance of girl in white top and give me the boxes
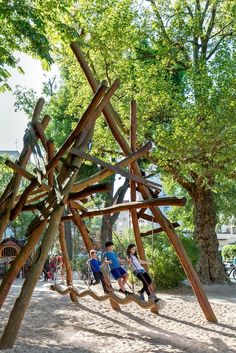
[126,244,166,310]
[126,243,156,299]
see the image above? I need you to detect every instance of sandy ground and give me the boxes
[0,276,235,353]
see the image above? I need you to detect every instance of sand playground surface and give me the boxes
[0,277,235,353]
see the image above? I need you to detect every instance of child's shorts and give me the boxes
[111,267,126,280]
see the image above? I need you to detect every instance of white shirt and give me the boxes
[130,255,145,272]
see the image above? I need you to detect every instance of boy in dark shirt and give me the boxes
[89,249,111,293]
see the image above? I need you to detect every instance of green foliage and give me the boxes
[144,234,199,289]
[0,0,79,90]
[222,245,236,261]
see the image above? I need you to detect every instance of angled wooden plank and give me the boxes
[71,142,153,193]
[140,222,180,237]
[71,148,161,191]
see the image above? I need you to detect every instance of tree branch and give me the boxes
[206,34,231,60]
[209,20,235,39]
[205,2,218,41]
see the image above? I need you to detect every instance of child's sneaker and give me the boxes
[138,290,145,301]
[154,298,167,310]
[148,294,157,301]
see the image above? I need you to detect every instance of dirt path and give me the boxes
[0,279,235,353]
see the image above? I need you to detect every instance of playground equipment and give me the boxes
[0,42,217,349]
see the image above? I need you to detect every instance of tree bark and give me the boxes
[192,188,226,283]
[100,177,129,251]
[101,175,115,250]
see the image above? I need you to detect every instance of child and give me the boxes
[104,241,131,295]
[126,243,166,308]
[89,249,112,293]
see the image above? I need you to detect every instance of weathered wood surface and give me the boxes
[71,148,161,190]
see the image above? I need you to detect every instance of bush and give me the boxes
[144,234,199,289]
[222,244,236,261]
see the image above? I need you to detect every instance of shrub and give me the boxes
[144,234,199,289]
[222,244,236,261]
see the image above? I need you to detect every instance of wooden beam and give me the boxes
[139,212,156,223]
[69,183,112,201]
[47,140,55,187]
[71,148,161,191]
[5,160,50,192]
[58,222,78,303]
[78,197,186,218]
[69,201,88,212]
[33,121,49,152]
[71,142,153,193]
[0,218,48,309]
[140,222,180,237]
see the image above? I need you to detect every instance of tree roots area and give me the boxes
[0,278,235,353]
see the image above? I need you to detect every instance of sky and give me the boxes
[0,53,58,152]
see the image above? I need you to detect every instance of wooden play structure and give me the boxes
[0,42,217,349]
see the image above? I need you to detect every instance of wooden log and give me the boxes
[25,192,48,204]
[71,142,152,193]
[82,197,186,217]
[71,148,161,191]
[47,140,55,187]
[61,197,186,221]
[0,218,47,309]
[71,42,124,133]
[140,222,180,237]
[137,208,147,220]
[10,178,50,221]
[70,207,93,252]
[58,222,78,303]
[5,160,49,192]
[69,183,112,201]
[22,184,112,212]
[129,100,148,271]
[33,121,49,152]
[69,201,87,212]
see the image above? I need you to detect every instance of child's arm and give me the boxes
[140,260,149,265]
[126,256,131,266]
[118,257,126,265]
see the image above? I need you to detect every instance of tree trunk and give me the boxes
[192,189,226,283]
[101,175,115,250]
[100,177,128,251]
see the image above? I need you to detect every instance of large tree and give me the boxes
[49,0,235,283]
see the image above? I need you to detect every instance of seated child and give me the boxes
[126,243,166,309]
[104,241,131,295]
[89,249,111,293]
